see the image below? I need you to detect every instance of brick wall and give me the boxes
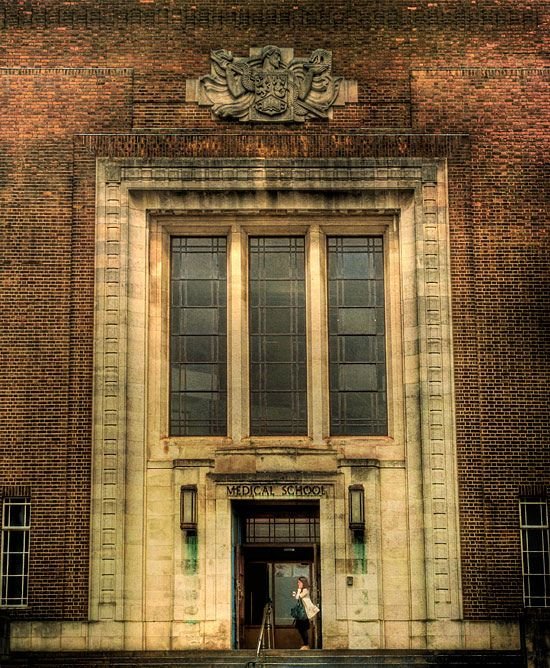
[1,0,548,621]
[411,67,549,617]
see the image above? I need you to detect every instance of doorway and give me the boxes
[233,502,321,649]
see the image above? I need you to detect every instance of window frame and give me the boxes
[326,234,388,436]
[151,213,403,452]
[248,234,309,437]
[519,497,550,608]
[169,235,229,437]
[0,496,31,609]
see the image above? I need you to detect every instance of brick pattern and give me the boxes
[1,0,548,622]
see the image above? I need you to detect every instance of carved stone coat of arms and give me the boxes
[187,46,357,123]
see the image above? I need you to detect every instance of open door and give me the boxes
[233,502,321,650]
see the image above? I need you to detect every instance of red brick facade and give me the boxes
[1,0,548,624]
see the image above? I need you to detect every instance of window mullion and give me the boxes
[308,226,329,443]
[228,226,249,442]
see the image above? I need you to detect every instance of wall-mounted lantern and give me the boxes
[348,484,365,533]
[180,485,198,532]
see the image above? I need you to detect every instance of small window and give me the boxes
[1,497,31,607]
[519,498,550,607]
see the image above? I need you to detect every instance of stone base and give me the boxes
[10,619,521,653]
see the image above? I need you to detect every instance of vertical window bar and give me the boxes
[519,499,550,607]
[170,237,227,436]
[328,236,387,435]
[1,497,31,607]
[249,237,307,435]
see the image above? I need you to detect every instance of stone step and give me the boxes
[2,650,524,667]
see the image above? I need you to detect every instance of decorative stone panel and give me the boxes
[186,46,357,123]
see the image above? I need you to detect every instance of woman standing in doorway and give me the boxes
[292,576,319,650]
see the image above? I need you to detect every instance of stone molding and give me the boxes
[418,166,461,620]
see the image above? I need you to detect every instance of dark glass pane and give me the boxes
[523,502,547,527]
[184,308,220,335]
[170,238,227,436]
[526,529,544,553]
[333,308,384,335]
[171,281,183,306]
[250,335,305,363]
[328,237,387,435]
[274,518,289,538]
[5,502,27,528]
[330,391,387,436]
[5,531,25,554]
[528,597,546,607]
[249,237,307,435]
[177,364,224,391]
[526,552,545,575]
[263,253,292,278]
[251,364,306,392]
[330,336,384,363]
[176,246,224,279]
[329,279,383,307]
[294,521,308,539]
[6,577,23,600]
[265,309,292,334]
[528,575,547,599]
[338,364,379,391]
[250,279,302,307]
[342,253,370,278]
[186,280,219,306]
[171,335,225,365]
[170,392,227,436]
[5,551,23,575]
